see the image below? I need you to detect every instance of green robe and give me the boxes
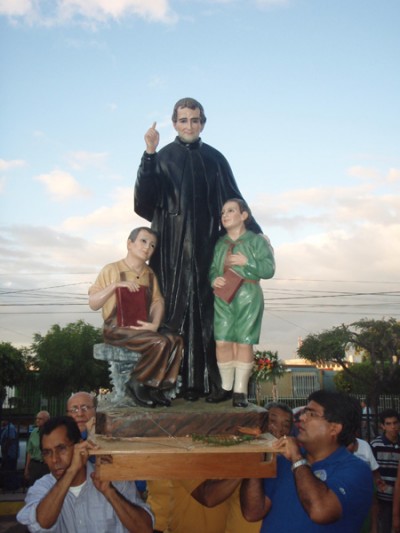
[210,231,275,344]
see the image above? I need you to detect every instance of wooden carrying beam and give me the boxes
[91,436,279,481]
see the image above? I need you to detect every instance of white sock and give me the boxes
[217,361,235,391]
[233,361,254,394]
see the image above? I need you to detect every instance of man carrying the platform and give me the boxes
[88,227,183,408]
[66,392,96,437]
[149,402,294,533]
[241,390,374,532]
[17,416,153,533]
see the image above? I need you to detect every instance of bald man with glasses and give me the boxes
[66,392,96,438]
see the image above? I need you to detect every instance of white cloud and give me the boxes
[255,0,290,7]
[0,158,26,171]
[35,169,91,201]
[61,0,173,20]
[277,222,400,281]
[0,0,31,16]
[387,168,400,183]
[2,167,399,355]
[61,186,145,236]
[347,165,381,181]
[67,150,109,171]
[0,0,177,25]
[252,180,398,239]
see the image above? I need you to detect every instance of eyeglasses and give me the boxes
[301,407,326,420]
[67,404,94,414]
[42,443,74,459]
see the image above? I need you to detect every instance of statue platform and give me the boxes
[96,397,268,438]
[93,343,276,480]
[94,399,276,480]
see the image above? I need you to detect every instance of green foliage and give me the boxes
[297,326,351,368]
[335,361,400,395]
[31,320,110,397]
[298,317,400,401]
[334,362,376,393]
[0,342,26,403]
[253,350,286,383]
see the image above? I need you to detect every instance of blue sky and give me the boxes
[1,0,399,358]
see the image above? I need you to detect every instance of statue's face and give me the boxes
[221,201,248,231]
[128,230,157,263]
[173,107,204,143]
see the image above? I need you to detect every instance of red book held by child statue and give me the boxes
[116,286,148,327]
[213,268,244,304]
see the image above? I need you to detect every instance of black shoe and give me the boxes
[183,389,200,402]
[148,388,171,407]
[125,378,156,408]
[232,393,248,408]
[205,389,232,403]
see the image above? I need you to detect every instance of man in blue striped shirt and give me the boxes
[370,408,400,533]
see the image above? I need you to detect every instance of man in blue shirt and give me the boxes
[241,390,374,532]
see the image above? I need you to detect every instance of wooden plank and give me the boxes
[95,452,276,480]
[91,435,280,480]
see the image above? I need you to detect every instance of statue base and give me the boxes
[96,397,267,438]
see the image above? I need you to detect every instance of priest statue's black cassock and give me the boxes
[135,135,262,402]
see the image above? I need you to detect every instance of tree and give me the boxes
[31,320,110,397]
[0,342,26,421]
[298,318,400,412]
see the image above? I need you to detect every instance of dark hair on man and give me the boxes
[379,408,399,425]
[128,227,158,243]
[265,402,293,419]
[40,416,81,450]
[265,401,294,429]
[172,98,207,124]
[307,390,361,446]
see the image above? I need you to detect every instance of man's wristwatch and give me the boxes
[291,458,309,472]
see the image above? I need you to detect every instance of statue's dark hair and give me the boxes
[224,198,254,228]
[128,227,158,243]
[172,98,206,124]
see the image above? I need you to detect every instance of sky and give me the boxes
[1,0,399,359]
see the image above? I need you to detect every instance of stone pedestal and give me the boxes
[94,343,181,404]
[94,343,141,402]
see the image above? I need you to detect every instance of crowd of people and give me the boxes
[3,392,399,532]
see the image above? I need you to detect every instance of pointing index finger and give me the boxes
[151,121,157,129]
